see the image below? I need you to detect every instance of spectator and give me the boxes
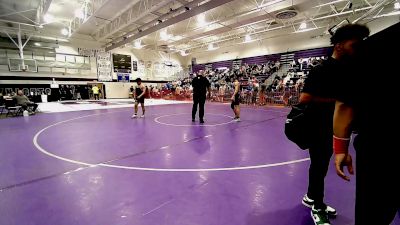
[12,90,38,114]
[129,86,134,98]
[259,81,266,106]
[92,85,100,100]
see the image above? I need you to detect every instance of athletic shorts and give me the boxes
[136,97,145,104]
[233,93,240,105]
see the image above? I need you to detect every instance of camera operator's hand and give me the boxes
[335,153,354,181]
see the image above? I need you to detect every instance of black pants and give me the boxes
[94,94,99,100]
[354,136,399,225]
[22,103,38,112]
[192,95,206,120]
[307,137,332,209]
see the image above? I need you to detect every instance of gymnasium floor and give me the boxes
[0,102,398,225]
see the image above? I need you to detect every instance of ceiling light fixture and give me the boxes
[61,28,69,36]
[299,22,307,29]
[34,42,41,46]
[75,8,85,19]
[180,50,187,56]
[207,43,219,51]
[160,30,169,40]
[172,35,183,41]
[134,40,142,49]
[197,13,206,26]
[395,2,400,9]
[313,0,347,8]
[244,34,252,43]
[293,27,318,33]
[43,14,54,23]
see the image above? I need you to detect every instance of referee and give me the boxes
[192,71,211,123]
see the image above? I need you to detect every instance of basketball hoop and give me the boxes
[8,59,37,72]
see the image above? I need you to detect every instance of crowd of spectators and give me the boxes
[290,56,326,73]
[138,57,327,106]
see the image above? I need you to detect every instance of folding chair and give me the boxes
[0,105,5,116]
[5,99,23,117]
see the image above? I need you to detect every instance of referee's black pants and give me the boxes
[192,95,206,120]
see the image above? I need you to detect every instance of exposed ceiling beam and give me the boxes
[69,0,120,35]
[0,18,39,27]
[36,0,53,24]
[108,0,205,44]
[353,0,391,23]
[0,4,41,25]
[106,0,236,51]
[176,0,189,5]
[0,9,36,18]
[42,0,52,15]
[151,11,163,16]
[165,0,291,46]
[17,12,41,25]
[363,0,372,6]
[184,5,376,51]
[313,0,348,8]
[189,0,287,33]
[183,14,275,43]
[93,0,176,41]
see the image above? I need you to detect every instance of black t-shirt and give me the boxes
[334,24,400,168]
[334,24,398,142]
[192,75,210,96]
[302,57,349,136]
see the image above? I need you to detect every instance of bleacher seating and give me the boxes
[160,47,333,107]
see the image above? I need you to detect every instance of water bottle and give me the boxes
[23,110,29,117]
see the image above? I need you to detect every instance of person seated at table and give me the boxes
[12,90,38,114]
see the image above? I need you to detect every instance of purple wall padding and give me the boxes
[294,47,332,60]
[212,60,232,70]
[242,54,281,65]
[192,64,205,73]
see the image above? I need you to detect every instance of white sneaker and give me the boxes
[131,114,137,118]
[234,118,241,122]
[311,206,331,225]
[140,114,145,118]
[302,194,337,217]
[302,194,314,208]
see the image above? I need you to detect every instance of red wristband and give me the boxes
[333,136,350,154]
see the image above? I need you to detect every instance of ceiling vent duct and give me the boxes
[275,9,298,19]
